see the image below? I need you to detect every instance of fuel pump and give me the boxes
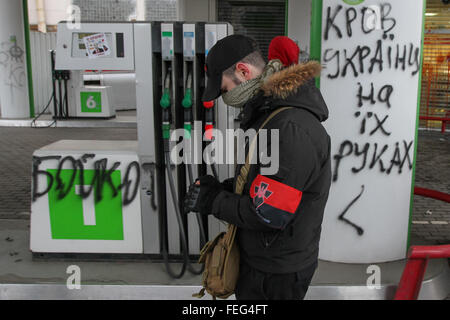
[158,22,207,278]
[202,27,219,179]
[43,21,233,279]
[158,22,184,278]
[203,23,235,238]
[182,22,208,256]
[50,50,70,119]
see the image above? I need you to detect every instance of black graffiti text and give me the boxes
[338,185,365,236]
[32,154,140,206]
[354,112,392,137]
[357,82,393,109]
[332,140,414,182]
[324,3,397,41]
[323,40,420,78]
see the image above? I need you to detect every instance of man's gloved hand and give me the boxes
[184,175,223,215]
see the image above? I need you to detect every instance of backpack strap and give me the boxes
[230,107,293,239]
[235,107,293,195]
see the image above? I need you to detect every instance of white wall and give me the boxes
[287,0,311,54]
[27,0,71,25]
[30,31,56,114]
[318,0,424,263]
[28,0,214,26]
[178,0,216,22]
[0,0,30,118]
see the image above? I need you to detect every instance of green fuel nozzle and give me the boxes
[182,88,193,108]
[160,88,171,109]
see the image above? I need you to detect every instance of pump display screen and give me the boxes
[71,32,114,58]
[76,33,94,50]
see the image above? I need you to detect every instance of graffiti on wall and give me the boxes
[322,2,419,235]
[0,36,26,101]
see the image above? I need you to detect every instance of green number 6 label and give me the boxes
[81,92,102,113]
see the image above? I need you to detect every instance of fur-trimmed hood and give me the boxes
[261,61,323,99]
[239,60,329,129]
[259,60,329,123]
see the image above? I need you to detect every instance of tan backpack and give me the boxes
[193,107,292,300]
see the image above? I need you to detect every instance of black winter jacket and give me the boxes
[211,61,332,274]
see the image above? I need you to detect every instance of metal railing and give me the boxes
[394,245,450,300]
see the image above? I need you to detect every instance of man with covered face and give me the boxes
[184,35,331,300]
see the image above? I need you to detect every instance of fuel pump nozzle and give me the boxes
[182,71,194,182]
[160,72,172,146]
[182,72,193,106]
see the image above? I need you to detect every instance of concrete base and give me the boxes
[1,219,449,300]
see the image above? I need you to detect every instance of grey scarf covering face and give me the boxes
[222,59,284,108]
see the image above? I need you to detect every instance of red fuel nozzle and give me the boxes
[203,101,214,109]
[205,124,214,141]
[203,101,215,141]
